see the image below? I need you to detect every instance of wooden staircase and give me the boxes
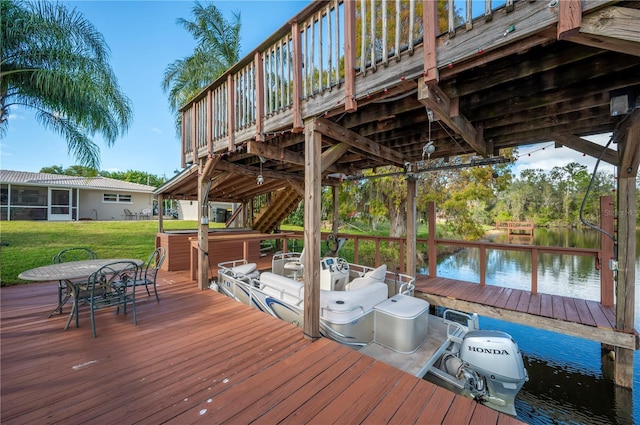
[253,187,302,233]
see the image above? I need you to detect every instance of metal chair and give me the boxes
[51,248,97,317]
[130,247,166,302]
[123,208,137,220]
[85,261,139,338]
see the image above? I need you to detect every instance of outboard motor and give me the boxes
[458,330,528,416]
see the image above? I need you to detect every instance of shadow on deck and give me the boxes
[0,270,523,425]
[414,275,639,351]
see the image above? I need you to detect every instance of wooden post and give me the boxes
[332,186,339,235]
[614,174,637,387]
[600,196,615,307]
[343,0,357,112]
[613,111,639,387]
[197,159,209,290]
[531,248,538,294]
[427,201,437,277]
[206,90,213,155]
[423,0,438,83]
[479,245,486,286]
[406,177,417,276]
[557,0,582,40]
[227,74,235,150]
[254,51,265,141]
[291,22,304,131]
[303,120,322,340]
[157,194,164,234]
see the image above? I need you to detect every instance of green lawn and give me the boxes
[0,220,206,285]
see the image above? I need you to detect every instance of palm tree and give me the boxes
[162,2,241,132]
[0,0,133,169]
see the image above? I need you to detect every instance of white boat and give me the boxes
[216,247,528,416]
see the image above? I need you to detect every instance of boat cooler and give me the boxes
[373,294,430,353]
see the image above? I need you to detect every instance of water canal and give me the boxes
[433,228,639,424]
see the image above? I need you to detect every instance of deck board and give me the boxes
[2,272,518,424]
[415,275,634,350]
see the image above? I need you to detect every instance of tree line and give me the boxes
[291,155,638,238]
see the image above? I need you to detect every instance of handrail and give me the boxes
[180,0,553,166]
[277,229,606,303]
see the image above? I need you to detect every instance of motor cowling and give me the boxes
[459,330,526,381]
[459,330,528,416]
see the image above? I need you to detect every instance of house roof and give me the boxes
[0,170,155,193]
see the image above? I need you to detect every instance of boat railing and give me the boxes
[321,304,366,317]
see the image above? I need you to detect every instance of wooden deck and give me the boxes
[415,276,639,351]
[1,271,523,424]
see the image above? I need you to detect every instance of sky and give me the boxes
[0,0,617,181]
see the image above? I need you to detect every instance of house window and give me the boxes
[103,193,132,203]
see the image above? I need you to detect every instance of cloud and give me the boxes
[511,134,616,176]
[151,127,163,135]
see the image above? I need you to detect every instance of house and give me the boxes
[0,170,155,221]
[153,165,235,223]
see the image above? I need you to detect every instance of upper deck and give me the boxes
[167,0,640,202]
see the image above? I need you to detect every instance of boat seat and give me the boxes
[320,281,388,324]
[345,276,379,291]
[345,264,387,291]
[230,263,259,281]
[364,264,387,279]
[259,272,304,304]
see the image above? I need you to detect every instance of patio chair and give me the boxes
[85,261,139,338]
[139,208,152,220]
[123,208,137,220]
[129,247,166,302]
[51,248,97,317]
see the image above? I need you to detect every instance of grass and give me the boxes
[0,220,208,285]
[0,219,461,285]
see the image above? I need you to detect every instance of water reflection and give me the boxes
[431,228,639,423]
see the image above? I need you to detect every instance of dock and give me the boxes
[0,271,523,424]
[414,276,638,351]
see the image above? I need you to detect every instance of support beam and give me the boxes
[287,179,305,198]
[197,159,210,290]
[406,177,417,276]
[617,110,640,179]
[614,113,639,386]
[321,143,349,170]
[313,117,406,166]
[418,79,487,156]
[157,194,164,233]
[553,133,618,166]
[565,6,640,57]
[303,120,322,340]
[247,141,349,175]
[427,201,437,278]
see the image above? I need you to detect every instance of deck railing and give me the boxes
[273,229,611,306]
[179,0,543,166]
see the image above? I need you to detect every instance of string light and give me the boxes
[512,143,555,161]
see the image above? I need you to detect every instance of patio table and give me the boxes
[19,258,144,328]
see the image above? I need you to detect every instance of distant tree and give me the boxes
[39,165,97,177]
[162,2,241,134]
[1,0,133,169]
[40,165,165,187]
[39,165,64,175]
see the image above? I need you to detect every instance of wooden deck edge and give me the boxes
[414,292,639,351]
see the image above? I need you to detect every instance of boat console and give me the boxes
[319,256,349,290]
